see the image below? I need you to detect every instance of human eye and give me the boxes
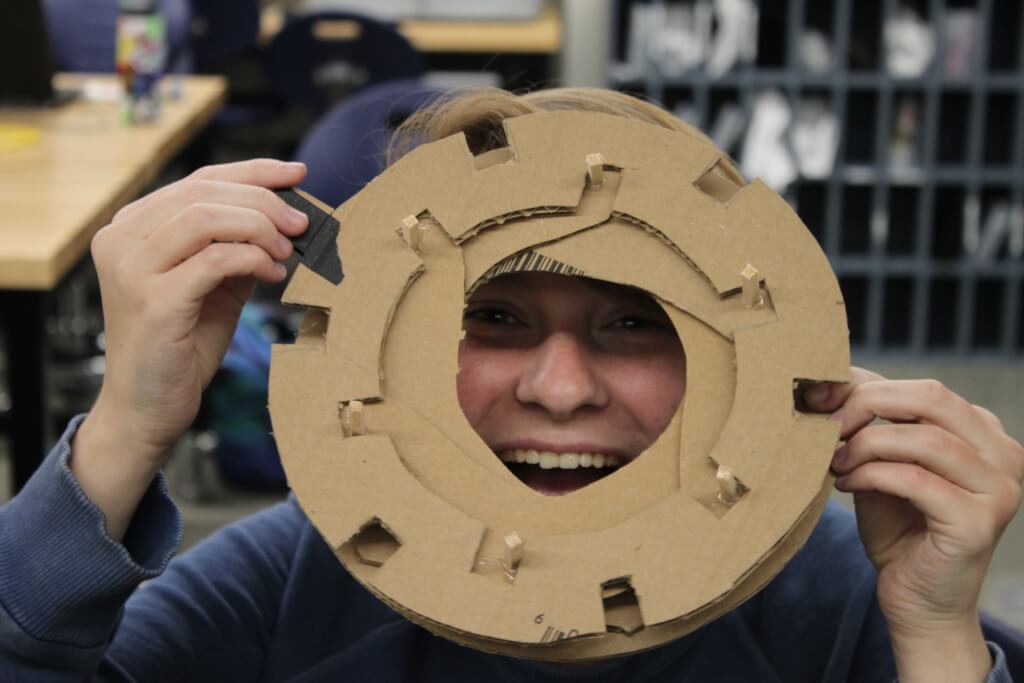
[596,309,679,355]
[463,304,534,346]
[606,314,673,333]
[464,306,523,327]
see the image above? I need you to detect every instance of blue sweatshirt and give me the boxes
[0,417,1012,682]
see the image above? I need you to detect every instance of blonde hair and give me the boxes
[387,86,742,181]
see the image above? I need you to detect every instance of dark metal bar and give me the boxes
[693,71,710,131]
[824,0,853,261]
[955,0,992,354]
[822,257,1023,277]
[780,0,806,194]
[865,0,899,352]
[643,0,668,111]
[652,71,1024,92]
[910,0,945,355]
[694,0,711,133]
[1000,7,1024,354]
[785,0,803,71]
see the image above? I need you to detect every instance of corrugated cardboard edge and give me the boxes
[268,111,849,661]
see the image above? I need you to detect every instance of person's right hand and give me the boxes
[71,160,309,536]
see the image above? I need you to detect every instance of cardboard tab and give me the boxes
[585,152,605,189]
[740,263,765,309]
[715,465,747,505]
[340,399,365,437]
[401,214,425,252]
[502,532,524,582]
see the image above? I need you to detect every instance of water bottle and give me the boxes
[116,0,167,123]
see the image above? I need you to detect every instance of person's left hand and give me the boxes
[804,367,1023,681]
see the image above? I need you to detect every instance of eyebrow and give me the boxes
[579,278,667,313]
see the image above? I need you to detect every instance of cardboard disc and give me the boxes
[268,111,849,661]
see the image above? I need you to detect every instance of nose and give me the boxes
[515,332,609,420]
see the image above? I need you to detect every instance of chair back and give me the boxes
[264,11,424,115]
[188,0,261,72]
[294,78,445,208]
[43,0,192,72]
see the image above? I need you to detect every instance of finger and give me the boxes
[833,379,998,457]
[114,178,309,239]
[135,203,292,274]
[165,242,287,305]
[835,460,973,530]
[191,158,307,186]
[833,423,1004,495]
[114,160,304,224]
[802,366,887,413]
[973,404,1004,431]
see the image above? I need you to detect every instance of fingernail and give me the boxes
[277,235,292,256]
[288,208,308,229]
[283,161,306,171]
[829,408,845,423]
[274,262,288,278]
[831,444,848,467]
[804,383,830,406]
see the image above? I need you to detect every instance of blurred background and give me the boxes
[0,0,1021,630]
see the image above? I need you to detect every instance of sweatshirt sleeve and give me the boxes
[0,417,306,683]
[985,642,1012,683]
[97,494,305,682]
[0,415,182,678]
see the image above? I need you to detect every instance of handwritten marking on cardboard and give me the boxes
[540,625,580,643]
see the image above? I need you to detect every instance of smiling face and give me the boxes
[457,272,687,496]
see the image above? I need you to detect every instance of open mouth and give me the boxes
[497,448,625,496]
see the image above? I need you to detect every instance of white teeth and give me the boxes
[499,449,624,470]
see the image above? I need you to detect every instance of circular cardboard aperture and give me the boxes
[268,111,850,661]
[459,268,691,501]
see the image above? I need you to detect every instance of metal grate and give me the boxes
[609,0,1024,357]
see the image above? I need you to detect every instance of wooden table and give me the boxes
[0,74,226,491]
[260,4,562,54]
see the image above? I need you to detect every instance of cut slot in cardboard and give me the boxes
[268,111,849,661]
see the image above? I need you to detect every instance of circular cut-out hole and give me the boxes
[457,272,687,497]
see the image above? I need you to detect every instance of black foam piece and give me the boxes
[276,188,344,285]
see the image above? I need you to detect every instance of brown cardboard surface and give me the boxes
[268,111,849,661]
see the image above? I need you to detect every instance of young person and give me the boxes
[0,88,1020,682]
